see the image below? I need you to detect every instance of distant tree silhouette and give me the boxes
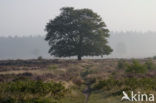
[45,7,113,60]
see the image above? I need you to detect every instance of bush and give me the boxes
[117,59,127,69]
[94,77,156,95]
[126,60,147,74]
[144,59,155,70]
[93,78,121,90]
[0,80,67,103]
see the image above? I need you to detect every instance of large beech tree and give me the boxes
[45,7,113,60]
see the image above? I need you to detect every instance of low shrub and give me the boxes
[94,77,156,95]
[0,80,67,103]
[126,60,147,74]
[117,59,127,69]
[144,59,156,70]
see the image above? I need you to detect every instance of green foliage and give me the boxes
[119,59,155,74]
[126,60,147,74]
[0,80,67,103]
[94,77,156,94]
[117,59,127,69]
[45,7,113,60]
[93,78,121,91]
[144,59,155,70]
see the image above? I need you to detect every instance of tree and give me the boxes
[45,7,113,60]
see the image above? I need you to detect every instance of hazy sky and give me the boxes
[0,0,156,36]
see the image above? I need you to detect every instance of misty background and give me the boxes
[0,0,156,59]
[1,0,156,36]
[0,31,156,59]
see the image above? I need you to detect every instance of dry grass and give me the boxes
[0,59,156,82]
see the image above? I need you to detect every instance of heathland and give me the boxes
[0,59,156,103]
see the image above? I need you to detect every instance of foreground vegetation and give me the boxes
[0,59,156,103]
[0,80,67,103]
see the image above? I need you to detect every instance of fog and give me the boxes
[0,32,156,59]
[0,0,156,36]
[109,31,156,58]
[0,0,156,59]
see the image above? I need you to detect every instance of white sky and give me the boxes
[0,0,156,36]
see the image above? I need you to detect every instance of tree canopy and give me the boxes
[45,7,113,60]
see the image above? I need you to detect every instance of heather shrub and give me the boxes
[0,80,67,103]
[126,60,147,74]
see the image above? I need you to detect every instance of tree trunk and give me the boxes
[78,55,82,60]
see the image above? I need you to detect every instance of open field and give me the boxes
[0,59,156,103]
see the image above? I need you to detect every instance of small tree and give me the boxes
[45,7,113,60]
